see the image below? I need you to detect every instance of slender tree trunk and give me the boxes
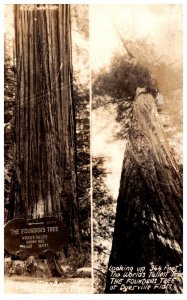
[13,4,80,248]
[105,93,182,293]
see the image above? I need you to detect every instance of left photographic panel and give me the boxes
[4,4,91,293]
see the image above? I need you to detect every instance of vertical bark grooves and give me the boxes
[105,93,182,293]
[14,4,80,247]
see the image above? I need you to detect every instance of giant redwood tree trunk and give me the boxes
[12,4,80,247]
[105,92,182,293]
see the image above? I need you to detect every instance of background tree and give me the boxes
[73,76,91,262]
[92,156,115,293]
[4,38,16,222]
[71,3,91,261]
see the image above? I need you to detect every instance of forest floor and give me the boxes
[4,276,92,294]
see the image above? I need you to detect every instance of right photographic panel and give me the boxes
[91,4,183,294]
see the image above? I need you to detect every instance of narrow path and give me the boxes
[4,276,92,294]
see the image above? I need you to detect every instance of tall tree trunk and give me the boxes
[13,4,80,248]
[105,92,182,293]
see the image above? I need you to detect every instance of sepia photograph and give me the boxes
[4,4,91,293]
[3,1,183,295]
[91,4,183,294]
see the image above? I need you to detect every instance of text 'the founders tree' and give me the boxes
[103,62,182,294]
[12,4,80,248]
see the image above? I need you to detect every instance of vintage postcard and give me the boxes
[4,2,183,294]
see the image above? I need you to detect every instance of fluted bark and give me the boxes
[105,92,182,293]
[13,4,80,247]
